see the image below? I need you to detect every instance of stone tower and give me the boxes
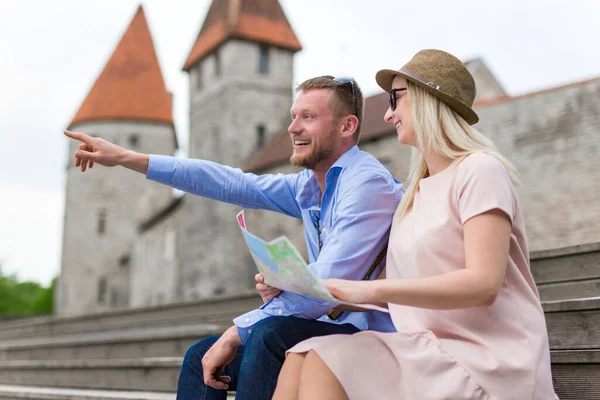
[174,0,302,300]
[56,6,177,316]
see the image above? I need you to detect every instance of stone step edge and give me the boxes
[0,313,242,341]
[0,385,236,400]
[0,385,175,400]
[542,296,600,312]
[0,324,224,351]
[0,357,183,370]
[551,348,600,363]
[0,292,259,331]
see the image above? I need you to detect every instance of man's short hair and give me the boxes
[296,76,364,143]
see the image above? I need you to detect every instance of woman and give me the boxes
[272,49,557,400]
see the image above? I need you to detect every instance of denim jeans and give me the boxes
[176,316,360,400]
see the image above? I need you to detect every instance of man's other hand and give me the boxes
[201,326,241,390]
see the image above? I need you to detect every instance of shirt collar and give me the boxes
[296,145,359,210]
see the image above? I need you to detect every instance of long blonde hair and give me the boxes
[396,81,519,218]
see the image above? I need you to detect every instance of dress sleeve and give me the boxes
[455,153,515,225]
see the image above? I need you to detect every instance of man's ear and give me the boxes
[339,115,359,139]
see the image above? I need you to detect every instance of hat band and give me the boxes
[399,69,440,90]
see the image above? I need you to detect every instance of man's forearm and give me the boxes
[222,325,243,348]
[121,151,150,175]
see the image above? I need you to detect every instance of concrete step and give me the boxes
[544,297,600,399]
[551,349,600,400]
[532,242,600,301]
[0,293,261,340]
[0,385,236,400]
[0,292,262,341]
[0,385,174,400]
[0,357,182,392]
[543,297,600,350]
[0,323,222,362]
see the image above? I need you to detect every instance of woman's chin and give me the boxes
[397,134,409,145]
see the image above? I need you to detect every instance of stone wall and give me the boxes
[476,78,600,251]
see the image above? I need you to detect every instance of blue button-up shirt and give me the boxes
[147,145,404,344]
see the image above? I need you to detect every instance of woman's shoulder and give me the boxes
[455,152,509,182]
[458,152,504,171]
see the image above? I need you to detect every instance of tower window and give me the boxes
[259,44,269,75]
[129,134,139,149]
[196,64,203,90]
[97,277,107,304]
[256,124,266,149]
[98,209,107,235]
[119,254,130,269]
[212,126,221,154]
[214,51,221,77]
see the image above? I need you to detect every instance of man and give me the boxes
[65,76,404,399]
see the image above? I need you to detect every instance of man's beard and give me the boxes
[289,128,337,170]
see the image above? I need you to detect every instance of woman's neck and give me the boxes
[423,150,454,177]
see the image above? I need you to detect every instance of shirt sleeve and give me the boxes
[234,173,399,343]
[146,154,302,219]
[455,153,515,225]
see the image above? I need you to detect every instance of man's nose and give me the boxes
[288,117,301,134]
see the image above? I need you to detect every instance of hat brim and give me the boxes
[375,69,479,125]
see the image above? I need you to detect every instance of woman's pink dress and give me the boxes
[289,153,557,399]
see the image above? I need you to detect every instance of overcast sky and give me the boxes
[1,0,599,286]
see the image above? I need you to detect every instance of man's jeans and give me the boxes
[176,316,360,400]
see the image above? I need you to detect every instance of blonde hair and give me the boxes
[396,81,519,218]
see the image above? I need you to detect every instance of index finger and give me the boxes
[255,273,264,283]
[64,130,94,145]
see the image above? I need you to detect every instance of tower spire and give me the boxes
[70,5,173,128]
[183,0,301,71]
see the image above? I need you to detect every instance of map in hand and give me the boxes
[236,210,389,313]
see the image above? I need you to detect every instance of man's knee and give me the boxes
[245,316,304,352]
[182,335,220,369]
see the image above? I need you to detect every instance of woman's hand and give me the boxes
[323,279,378,304]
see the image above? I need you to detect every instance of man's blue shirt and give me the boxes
[147,145,404,343]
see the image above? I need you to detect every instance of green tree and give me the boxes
[0,263,54,316]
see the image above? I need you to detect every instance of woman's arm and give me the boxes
[325,209,511,310]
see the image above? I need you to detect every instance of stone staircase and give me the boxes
[0,292,261,399]
[0,242,598,399]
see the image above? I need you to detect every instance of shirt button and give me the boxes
[277,310,283,315]
[244,318,250,323]
[248,329,253,334]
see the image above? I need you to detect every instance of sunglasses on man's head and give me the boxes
[389,87,408,111]
[333,77,358,117]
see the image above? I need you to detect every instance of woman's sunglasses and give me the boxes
[389,87,407,111]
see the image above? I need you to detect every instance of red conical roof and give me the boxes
[183,0,301,71]
[70,6,173,128]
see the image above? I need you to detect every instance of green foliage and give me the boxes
[0,264,54,316]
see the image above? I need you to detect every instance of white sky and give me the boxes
[1,0,599,286]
